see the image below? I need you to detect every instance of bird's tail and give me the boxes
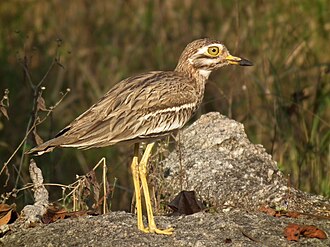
[26,136,67,155]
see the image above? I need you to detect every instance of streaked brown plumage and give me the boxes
[28,38,252,234]
[41,71,199,150]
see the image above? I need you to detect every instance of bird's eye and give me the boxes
[207,46,220,57]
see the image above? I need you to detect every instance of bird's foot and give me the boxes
[139,226,174,235]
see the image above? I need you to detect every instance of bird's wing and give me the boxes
[52,71,199,149]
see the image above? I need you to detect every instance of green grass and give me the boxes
[0,1,329,210]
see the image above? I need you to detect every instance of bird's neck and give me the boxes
[175,60,211,83]
[175,61,209,106]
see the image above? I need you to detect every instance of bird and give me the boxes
[28,38,252,235]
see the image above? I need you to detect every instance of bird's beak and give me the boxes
[225,54,253,66]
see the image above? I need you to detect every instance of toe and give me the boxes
[154,227,174,235]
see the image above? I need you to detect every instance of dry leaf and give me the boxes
[284,223,300,241]
[0,204,17,225]
[83,170,100,210]
[168,191,204,216]
[301,225,327,239]
[285,211,300,218]
[0,203,11,212]
[0,210,12,226]
[259,206,300,218]
[42,205,91,224]
[37,94,47,111]
[0,89,9,120]
[32,128,44,146]
[0,106,9,120]
[259,206,276,216]
[42,206,69,224]
[284,223,327,241]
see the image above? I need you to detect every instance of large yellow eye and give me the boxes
[207,46,220,57]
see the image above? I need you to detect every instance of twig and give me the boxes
[0,90,70,178]
[36,58,57,89]
[102,158,107,214]
[0,126,35,176]
[13,40,64,188]
[62,157,107,211]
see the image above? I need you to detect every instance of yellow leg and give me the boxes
[139,142,174,235]
[130,143,147,232]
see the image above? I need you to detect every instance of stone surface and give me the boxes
[1,211,329,247]
[163,112,330,216]
[1,112,329,247]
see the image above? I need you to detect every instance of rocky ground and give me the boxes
[1,113,329,247]
[1,209,329,247]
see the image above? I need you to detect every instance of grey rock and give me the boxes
[163,112,330,215]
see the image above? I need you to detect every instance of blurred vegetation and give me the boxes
[0,0,329,212]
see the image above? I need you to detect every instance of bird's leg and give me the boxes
[139,142,174,235]
[130,143,147,232]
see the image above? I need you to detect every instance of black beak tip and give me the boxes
[239,58,253,66]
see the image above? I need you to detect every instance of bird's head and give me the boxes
[175,38,253,79]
